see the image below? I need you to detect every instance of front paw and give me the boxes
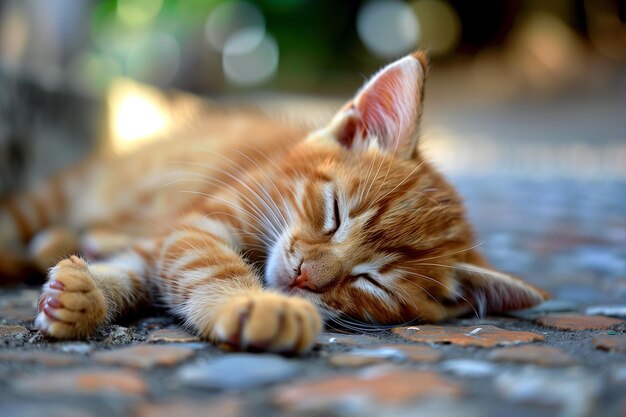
[34,256,107,339]
[212,293,322,354]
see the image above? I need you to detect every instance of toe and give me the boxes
[213,297,250,346]
[269,307,299,352]
[243,297,282,348]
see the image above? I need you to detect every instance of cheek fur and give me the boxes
[264,234,292,289]
[265,230,316,291]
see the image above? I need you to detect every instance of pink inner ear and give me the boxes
[358,67,414,136]
[346,55,422,153]
[336,110,360,149]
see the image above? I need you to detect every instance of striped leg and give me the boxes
[35,211,322,351]
[155,214,322,354]
[35,247,152,339]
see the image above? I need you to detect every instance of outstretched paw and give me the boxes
[34,256,107,339]
[212,293,322,354]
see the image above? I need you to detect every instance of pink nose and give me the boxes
[292,267,317,290]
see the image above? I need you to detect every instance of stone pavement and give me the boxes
[0,176,624,417]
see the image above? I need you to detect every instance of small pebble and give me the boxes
[496,368,602,417]
[585,305,626,318]
[440,359,496,377]
[60,343,93,355]
[178,354,301,390]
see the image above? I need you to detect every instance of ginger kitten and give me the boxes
[0,51,547,354]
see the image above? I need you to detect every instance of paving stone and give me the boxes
[93,344,195,369]
[385,344,444,361]
[0,403,96,417]
[178,353,301,390]
[440,359,497,377]
[610,364,626,383]
[585,305,626,318]
[147,328,200,343]
[328,344,444,367]
[0,350,80,366]
[316,332,382,346]
[134,398,240,417]
[592,335,626,353]
[535,314,623,330]
[273,367,463,412]
[374,400,485,417]
[13,369,148,397]
[507,299,578,320]
[0,324,29,339]
[483,404,559,417]
[327,354,387,367]
[60,343,93,355]
[488,345,575,366]
[346,345,443,362]
[495,368,602,417]
[172,342,210,350]
[0,305,35,321]
[392,325,544,347]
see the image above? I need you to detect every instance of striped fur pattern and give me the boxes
[0,52,547,353]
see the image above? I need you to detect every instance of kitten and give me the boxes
[0,52,547,353]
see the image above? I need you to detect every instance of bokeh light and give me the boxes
[0,4,29,73]
[117,0,164,27]
[357,0,420,58]
[108,79,169,154]
[126,32,181,86]
[222,28,279,86]
[411,0,461,57]
[508,13,585,92]
[205,1,265,52]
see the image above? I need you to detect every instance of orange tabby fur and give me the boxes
[0,52,547,353]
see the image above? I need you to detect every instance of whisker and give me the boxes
[239,145,299,201]
[412,241,486,263]
[179,189,280,243]
[170,173,284,240]
[358,150,378,205]
[399,270,480,319]
[233,149,294,227]
[370,161,425,209]
[173,159,287,236]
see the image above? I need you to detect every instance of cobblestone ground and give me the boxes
[1,175,624,417]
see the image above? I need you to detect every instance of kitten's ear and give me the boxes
[449,263,549,317]
[322,51,428,158]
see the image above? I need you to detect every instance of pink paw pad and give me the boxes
[46,297,63,308]
[49,280,65,290]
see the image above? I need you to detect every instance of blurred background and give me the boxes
[0,0,625,301]
[1,0,626,189]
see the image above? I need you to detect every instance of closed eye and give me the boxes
[321,185,340,236]
[332,194,341,233]
[351,273,394,298]
[354,273,384,290]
